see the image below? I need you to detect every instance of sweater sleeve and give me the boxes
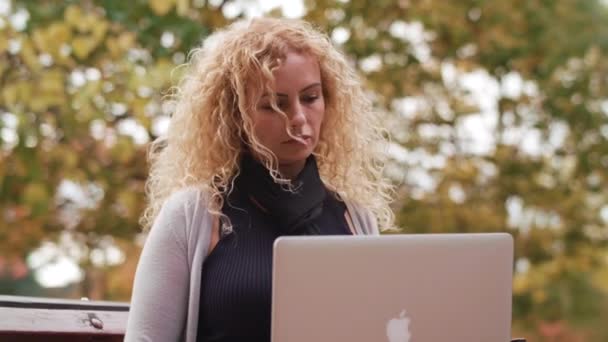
[362,206,380,235]
[344,200,380,236]
[125,189,195,341]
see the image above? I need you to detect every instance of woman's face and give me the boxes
[249,51,325,177]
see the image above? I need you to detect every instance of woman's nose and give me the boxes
[289,102,307,127]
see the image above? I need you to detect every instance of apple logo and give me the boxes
[386,309,411,342]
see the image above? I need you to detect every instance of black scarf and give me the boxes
[236,153,326,235]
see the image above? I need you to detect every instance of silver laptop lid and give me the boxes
[272,233,513,342]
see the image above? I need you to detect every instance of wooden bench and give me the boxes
[0,295,128,341]
[0,295,527,341]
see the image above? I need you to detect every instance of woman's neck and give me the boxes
[236,152,327,234]
[278,159,306,180]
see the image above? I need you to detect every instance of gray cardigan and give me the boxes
[124,186,379,342]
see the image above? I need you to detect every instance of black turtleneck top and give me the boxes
[197,156,352,341]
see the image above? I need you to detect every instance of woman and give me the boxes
[125,17,394,342]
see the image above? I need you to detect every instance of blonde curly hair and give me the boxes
[140,17,395,232]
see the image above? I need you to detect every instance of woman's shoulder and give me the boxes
[164,186,209,208]
[151,186,212,241]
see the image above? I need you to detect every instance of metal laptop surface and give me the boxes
[272,233,513,342]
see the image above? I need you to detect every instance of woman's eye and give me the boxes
[260,102,287,111]
[302,95,319,103]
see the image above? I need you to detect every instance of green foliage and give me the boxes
[1,0,607,339]
[0,0,228,300]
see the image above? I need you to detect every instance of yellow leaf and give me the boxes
[77,15,94,33]
[23,183,49,206]
[0,34,7,53]
[32,28,48,52]
[117,32,136,50]
[149,0,175,16]
[176,0,189,16]
[16,81,31,107]
[91,20,109,41]
[30,97,50,112]
[32,23,71,55]
[111,138,135,163]
[61,148,79,169]
[512,274,529,295]
[76,12,103,34]
[30,71,65,111]
[49,22,72,43]
[40,70,65,93]
[0,63,7,80]
[106,32,135,58]
[72,36,96,59]
[532,289,547,304]
[118,191,138,218]
[19,39,40,71]
[1,81,32,108]
[64,5,82,27]
[2,84,19,107]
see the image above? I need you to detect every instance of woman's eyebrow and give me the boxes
[273,82,322,97]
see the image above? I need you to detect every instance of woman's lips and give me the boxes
[283,136,311,145]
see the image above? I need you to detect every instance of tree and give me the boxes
[0,0,228,299]
[305,0,608,338]
[1,0,607,339]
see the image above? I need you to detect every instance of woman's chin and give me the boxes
[278,150,312,163]
[277,151,312,169]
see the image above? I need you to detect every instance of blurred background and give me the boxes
[1,0,607,340]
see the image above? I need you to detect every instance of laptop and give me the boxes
[271,233,514,342]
